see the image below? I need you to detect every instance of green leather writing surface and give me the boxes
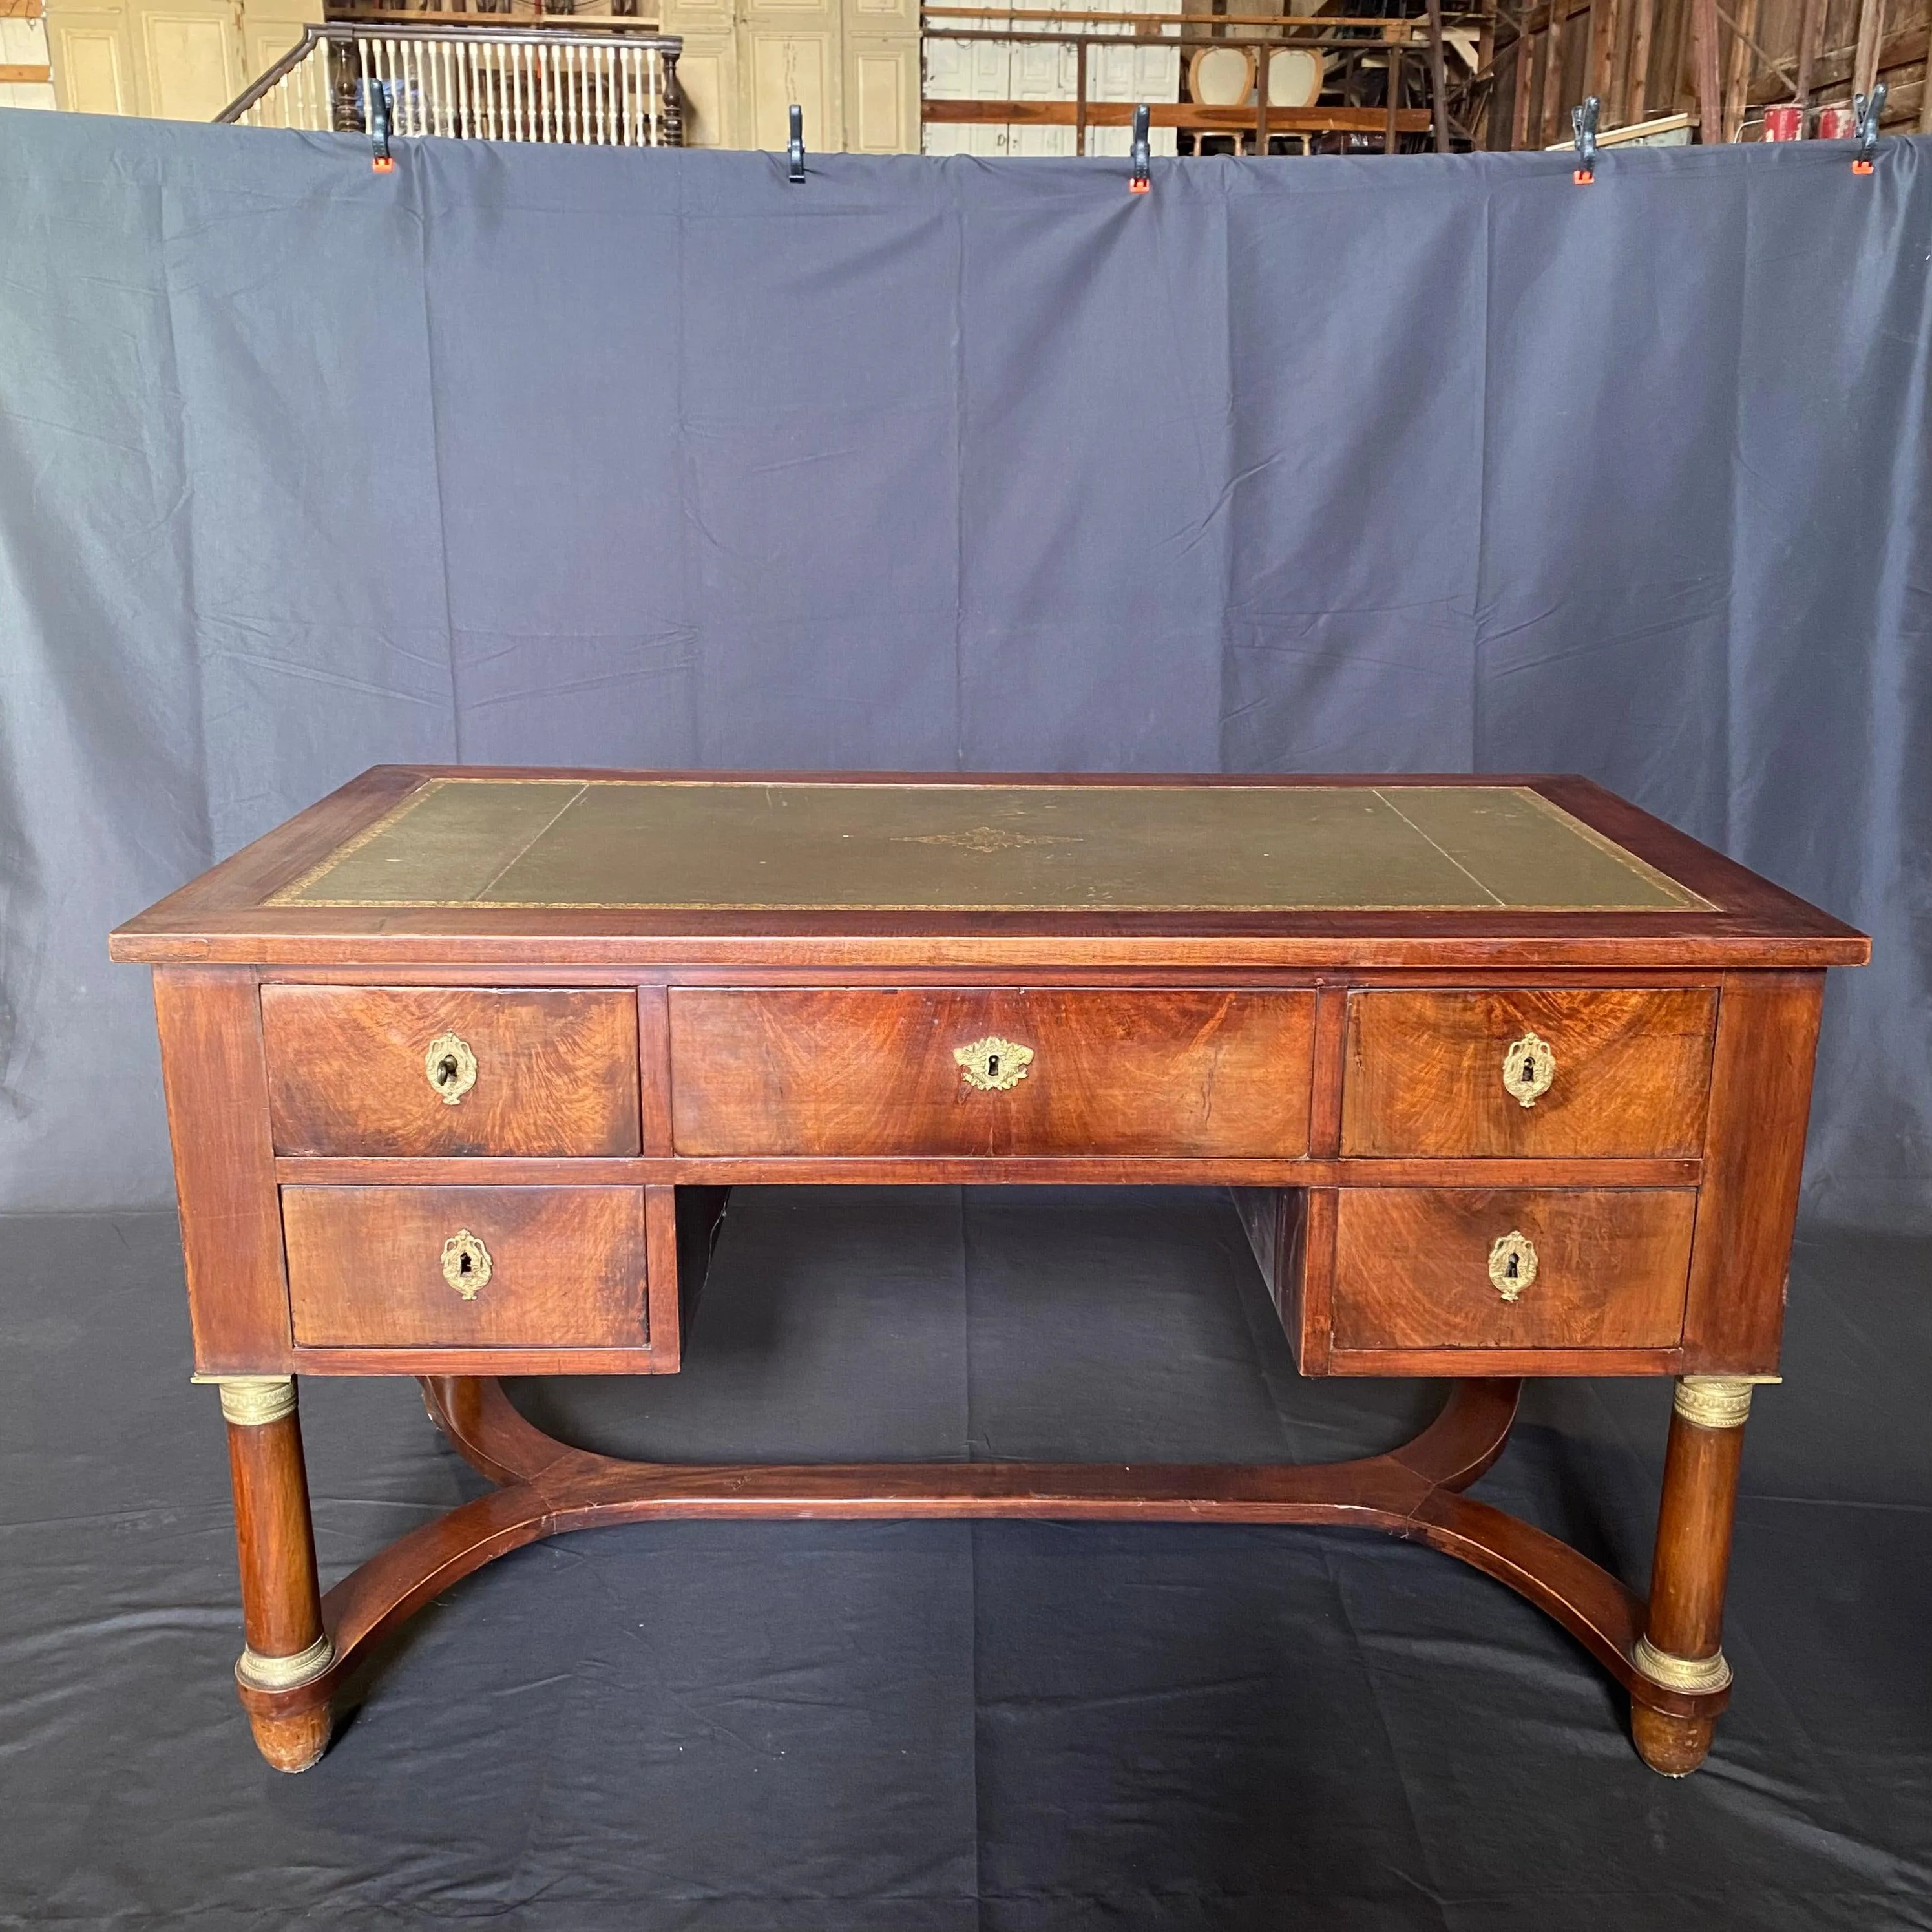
[274,779,1706,912]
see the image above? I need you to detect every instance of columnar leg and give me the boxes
[1630,1376,1757,1775]
[211,1378,335,1772]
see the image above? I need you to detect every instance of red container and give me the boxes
[1763,103,1805,141]
[1816,103,1856,141]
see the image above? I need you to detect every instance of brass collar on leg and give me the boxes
[236,1632,336,1694]
[196,1376,297,1428]
[1632,1634,1734,1695]
[1673,1376,1777,1432]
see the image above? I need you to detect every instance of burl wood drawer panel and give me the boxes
[1332,1188,1696,1350]
[262,985,640,1157]
[1339,988,1717,1159]
[669,989,1316,1158]
[283,1186,649,1348]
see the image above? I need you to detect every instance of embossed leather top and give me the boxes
[110,767,1867,966]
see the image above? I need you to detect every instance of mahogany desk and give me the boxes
[109,770,1868,1776]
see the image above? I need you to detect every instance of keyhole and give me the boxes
[437,1055,459,1088]
[986,1054,1000,1078]
[1505,1254,1520,1280]
[457,1250,472,1277]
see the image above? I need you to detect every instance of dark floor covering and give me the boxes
[1,1188,1928,1931]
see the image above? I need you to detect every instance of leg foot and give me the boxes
[1632,1704,1716,1777]
[245,1698,333,1773]
[207,1378,335,1772]
[1630,1375,1759,1776]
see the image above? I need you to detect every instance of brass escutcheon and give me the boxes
[954,1035,1035,1093]
[1487,1230,1538,1302]
[440,1228,492,1301]
[1502,1029,1555,1108]
[425,1032,477,1106]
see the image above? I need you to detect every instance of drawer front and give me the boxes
[262,986,640,1157]
[670,989,1316,1158]
[284,1186,648,1347]
[1340,988,1716,1158]
[1332,1188,1694,1350]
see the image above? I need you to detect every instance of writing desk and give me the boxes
[110,770,1867,1776]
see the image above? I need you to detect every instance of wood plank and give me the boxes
[1692,0,1722,135]
[1309,985,1350,1157]
[1538,4,1567,143]
[636,983,675,1158]
[1326,1343,1682,1375]
[273,1153,1706,1187]
[1723,0,1758,140]
[643,1184,683,1371]
[1622,0,1657,120]
[1511,30,1538,144]
[154,969,293,1373]
[0,62,51,81]
[1679,971,1823,1372]
[921,98,1436,130]
[923,8,1418,23]
[1588,0,1620,102]
[1294,1186,1338,1372]
[1851,0,1884,97]
[1923,0,1932,132]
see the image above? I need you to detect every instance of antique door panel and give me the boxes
[47,2,133,112]
[845,36,916,152]
[748,25,835,152]
[136,0,242,119]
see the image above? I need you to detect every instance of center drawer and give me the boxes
[262,985,640,1157]
[669,989,1316,1158]
[283,1186,649,1348]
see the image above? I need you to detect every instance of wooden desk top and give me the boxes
[110,768,1867,971]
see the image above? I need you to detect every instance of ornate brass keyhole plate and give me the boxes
[425,1031,478,1106]
[440,1229,492,1301]
[1487,1230,1538,1303]
[954,1035,1035,1093]
[1501,1030,1555,1108]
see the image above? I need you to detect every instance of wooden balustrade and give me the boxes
[218,21,682,145]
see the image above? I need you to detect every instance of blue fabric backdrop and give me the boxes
[0,112,1926,1223]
